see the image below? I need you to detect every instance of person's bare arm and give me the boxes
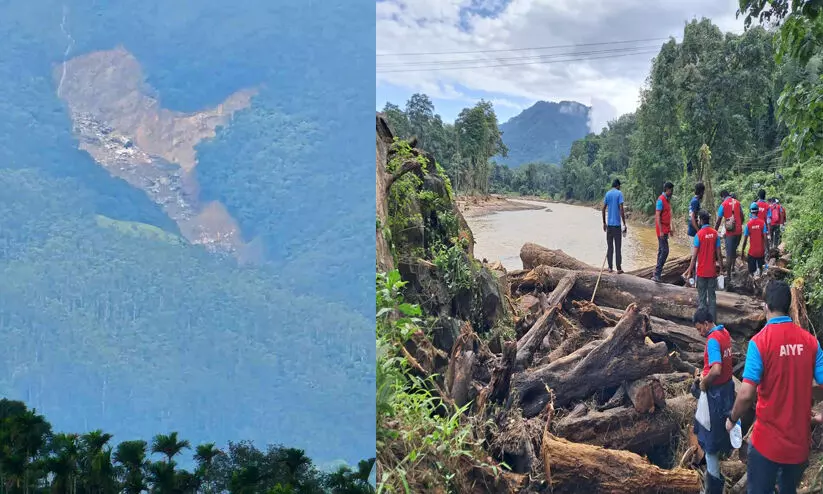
[602,203,607,232]
[620,203,626,227]
[716,242,723,270]
[685,245,698,278]
[728,382,757,425]
[690,210,698,233]
[700,363,723,391]
[741,235,748,256]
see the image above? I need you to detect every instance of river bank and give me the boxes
[457,194,692,246]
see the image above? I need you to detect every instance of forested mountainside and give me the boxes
[0,0,373,466]
[496,100,591,167]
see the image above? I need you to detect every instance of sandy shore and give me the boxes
[456,195,545,217]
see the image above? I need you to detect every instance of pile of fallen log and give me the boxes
[410,243,799,493]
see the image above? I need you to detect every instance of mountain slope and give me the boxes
[497,100,591,167]
[0,0,374,465]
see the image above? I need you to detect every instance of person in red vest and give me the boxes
[714,190,744,290]
[756,189,770,224]
[691,307,735,494]
[653,181,674,283]
[769,198,786,250]
[684,210,722,320]
[741,202,769,278]
[727,280,823,493]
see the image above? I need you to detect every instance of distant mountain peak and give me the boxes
[497,100,590,167]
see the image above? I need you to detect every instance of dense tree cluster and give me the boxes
[0,399,374,494]
[382,94,507,195]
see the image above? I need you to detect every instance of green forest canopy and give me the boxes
[0,398,375,494]
[0,0,374,466]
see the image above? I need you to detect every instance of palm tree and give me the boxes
[193,443,222,494]
[46,433,80,494]
[146,460,176,494]
[79,430,115,494]
[113,441,148,494]
[150,433,190,464]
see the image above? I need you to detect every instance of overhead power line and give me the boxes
[377,44,661,68]
[376,36,672,57]
[376,49,660,73]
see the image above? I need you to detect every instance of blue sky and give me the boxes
[377,0,745,129]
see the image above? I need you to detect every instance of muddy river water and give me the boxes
[464,199,691,272]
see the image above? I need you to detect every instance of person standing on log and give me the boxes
[714,190,744,290]
[688,182,705,246]
[653,181,674,283]
[684,210,722,320]
[691,307,735,494]
[726,280,823,494]
[741,202,769,279]
[602,178,627,274]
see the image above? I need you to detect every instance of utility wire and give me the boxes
[376,36,672,56]
[376,49,660,73]
[377,45,661,68]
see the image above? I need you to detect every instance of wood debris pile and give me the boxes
[405,242,810,493]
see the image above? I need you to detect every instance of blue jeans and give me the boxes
[746,444,806,494]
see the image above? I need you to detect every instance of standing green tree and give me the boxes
[113,441,148,494]
[150,433,191,465]
[193,443,222,494]
[455,100,508,194]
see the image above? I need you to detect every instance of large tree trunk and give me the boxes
[519,243,690,285]
[537,267,765,336]
[520,243,597,271]
[628,255,691,285]
[512,304,671,416]
[515,273,575,370]
[376,114,395,272]
[554,395,694,453]
[541,433,701,494]
[599,306,705,353]
[790,278,811,332]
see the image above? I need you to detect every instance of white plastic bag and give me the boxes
[696,391,711,431]
[717,275,726,290]
[729,419,742,449]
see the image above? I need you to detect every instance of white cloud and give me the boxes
[377,0,745,120]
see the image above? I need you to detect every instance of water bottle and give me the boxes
[730,419,743,449]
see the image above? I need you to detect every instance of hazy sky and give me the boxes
[376,0,747,131]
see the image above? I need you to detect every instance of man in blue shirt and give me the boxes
[602,179,627,273]
[688,182,705,245]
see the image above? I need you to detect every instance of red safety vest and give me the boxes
[702,326,734,385]
[656,193,671,236]
[746,217,768,258]
[696,226,720,278]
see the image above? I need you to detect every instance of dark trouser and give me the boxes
[696,276,717,322]
[746,444,806,494]
[724,234,740,280]
[747,255,765,274]
[606,226,622,270]
[771,225,782,250]
[655,234,669,278]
